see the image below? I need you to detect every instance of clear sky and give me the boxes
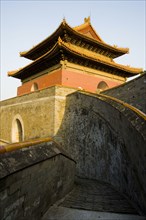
[1,0,145,100]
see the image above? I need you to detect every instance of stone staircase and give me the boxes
[42,178,146,220]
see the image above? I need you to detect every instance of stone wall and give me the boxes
[0,86,76,143]
[0,84,146,214]
[102,73,146,114]
[0,87,55,142]
[56,91,146,214]
[0,141,75,220]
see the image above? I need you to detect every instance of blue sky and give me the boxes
[1,0,145,100]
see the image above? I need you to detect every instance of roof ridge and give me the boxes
[73,17,104,43]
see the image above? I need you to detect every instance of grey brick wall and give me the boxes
[0,142,75,220]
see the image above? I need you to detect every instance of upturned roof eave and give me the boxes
[19,21,65,59]
[9,39,141,79]
[60,41,141,76]
[8,41,62,79]
[69,23,129,56]
[73,19,129,56]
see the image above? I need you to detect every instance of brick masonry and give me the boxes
[0,141,75,220]
[0,86,76,143]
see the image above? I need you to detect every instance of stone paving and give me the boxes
[60,178,137,214]
[42,178,146,220]
[42,206,146,220]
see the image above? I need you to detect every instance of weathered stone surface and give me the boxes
[56,91,146,214]
[102,73,146,114]
[0,140,74,178]
[0,141,75,220]
[0,82,146,216]
[0,86,76,143]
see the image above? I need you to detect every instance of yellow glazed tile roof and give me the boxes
[58,38,142,74]
[8,38,142,77]
[20,18,129,59]
[73,16,104,42]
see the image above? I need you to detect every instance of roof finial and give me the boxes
[63,16,66,24]
[84,16,90,23]
[90,11,91,21]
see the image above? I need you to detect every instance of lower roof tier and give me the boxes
[8,39,142,80]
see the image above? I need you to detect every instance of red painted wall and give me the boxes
[61,69,121,93]
[17,70,62,96]
[17,68,122,96]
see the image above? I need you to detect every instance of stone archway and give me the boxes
[12,115,24,143]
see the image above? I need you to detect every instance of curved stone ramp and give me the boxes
[42,178,146,220]
[56,90,146,214]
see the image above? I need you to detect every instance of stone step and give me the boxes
[42,206,146,220]
[60,178,138,214]
[42,178,146,220]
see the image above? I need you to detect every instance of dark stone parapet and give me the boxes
[0,140,75,220]
[0,139,75,179]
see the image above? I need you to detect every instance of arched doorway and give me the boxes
[12,116,24,143]
[31,83,38,92]
[97,81,109,91]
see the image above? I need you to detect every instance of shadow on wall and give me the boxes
[55,91,146,215]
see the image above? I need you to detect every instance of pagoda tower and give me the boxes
[8,17,142,96]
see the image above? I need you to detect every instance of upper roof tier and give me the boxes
[20,17,129,60]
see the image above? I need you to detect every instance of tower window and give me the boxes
[31,83,38,92]
[97,81,109,90]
